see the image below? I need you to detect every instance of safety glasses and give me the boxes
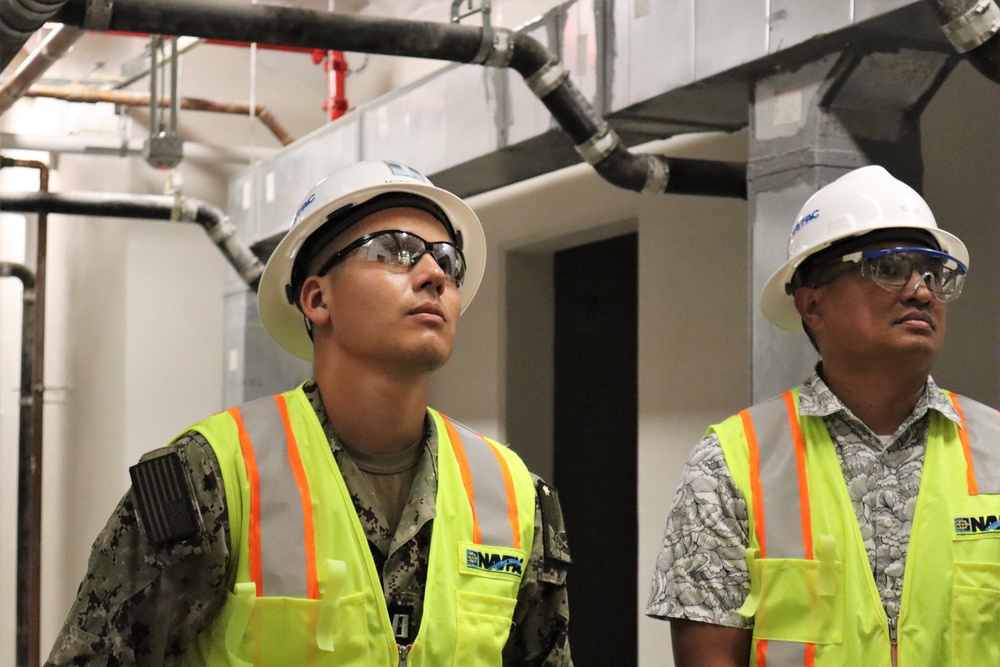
[839,246,968,302]
[316,229,467,287]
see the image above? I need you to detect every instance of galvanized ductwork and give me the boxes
[38,0,746,199]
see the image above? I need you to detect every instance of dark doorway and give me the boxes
[553,232,638,666]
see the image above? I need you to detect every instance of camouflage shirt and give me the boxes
[46,380,572,666]
[646,368,960,627]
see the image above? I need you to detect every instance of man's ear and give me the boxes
[299,276,330,326]
[794,286,822,332]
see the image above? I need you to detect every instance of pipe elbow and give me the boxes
[928,0,1000,83]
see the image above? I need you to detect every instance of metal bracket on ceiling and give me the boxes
[452,0,502,67]
[451,0,492,28]
[143,35,183,170]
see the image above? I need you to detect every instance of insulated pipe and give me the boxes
[0,189,265,289]
[0,0,72,66]
[24,84,296,145]
[0,131,279,163]
[925,0,1000,84]
[0,23,84,115]
[0,155,47,667]
[48,0,747,199]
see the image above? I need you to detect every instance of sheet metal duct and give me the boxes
[43,0,747,200]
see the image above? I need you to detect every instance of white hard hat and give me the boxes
[257,160,487,360]
[761,165,969,333]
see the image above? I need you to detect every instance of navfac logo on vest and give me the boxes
[466,548,524,577]
[954,515,1000,535]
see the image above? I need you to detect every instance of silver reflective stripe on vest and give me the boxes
[448,419,516,548]
[747,395,807,560]
[955,395,1000,493]
[745,394,809,667]
[239,394,309,598]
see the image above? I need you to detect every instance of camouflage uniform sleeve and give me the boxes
[502,475,573,667]
[45,432,231,667]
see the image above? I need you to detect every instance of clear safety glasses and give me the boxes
[316,229,467,287]
[839,246,968,303]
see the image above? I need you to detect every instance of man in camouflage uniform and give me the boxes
[47,160,572,666]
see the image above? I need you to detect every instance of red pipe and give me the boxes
[313,49,348,121]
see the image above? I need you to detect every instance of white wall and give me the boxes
[0,149,231,664]
[0,200,28,665]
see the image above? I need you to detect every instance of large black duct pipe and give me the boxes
[0,190,265,289]
[0,0,70,66]
[925,0,1000,84]
[46,0,746,199]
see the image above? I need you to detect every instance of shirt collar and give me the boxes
[798,364,961,426]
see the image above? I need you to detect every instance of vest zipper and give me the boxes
[397,643,412,667]
[889,615,898,667]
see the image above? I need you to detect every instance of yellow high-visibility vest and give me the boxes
[178,384,536,666]
[714,388,1000,667]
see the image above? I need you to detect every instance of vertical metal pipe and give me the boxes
[169,36,179,133]
[149,35,160,131]
[2,156,49,667]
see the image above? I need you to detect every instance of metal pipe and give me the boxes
[0,131,278,162]
[0,23,85,115]
[0,189,265,289]
[23,84,296,146]
[925,0,1000,84]
[0,264,37,667]
[0,155,47,667]
[46,0,747,198]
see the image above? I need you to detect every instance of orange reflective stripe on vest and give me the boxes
[440,412,521,550]
[743,392,818,667]
[946,391,1000,494]
[227,405,264,596]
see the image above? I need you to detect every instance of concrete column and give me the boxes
[748,46,956,400]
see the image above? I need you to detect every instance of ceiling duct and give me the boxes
[37,0,746,199]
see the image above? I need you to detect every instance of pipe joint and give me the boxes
[171,196,200,225]
[472,27,514,68]
[523,58,569,98]
[642,156,671,194]
[574,124,618,165]
[82,0,113,30]
[941,0,1000,53]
